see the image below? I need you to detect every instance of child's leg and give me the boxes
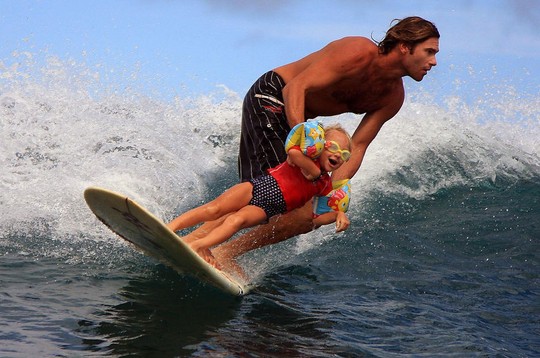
[181,215,230,244]
[168,182,253,232]
[189,205,267,263]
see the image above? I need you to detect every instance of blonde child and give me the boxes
[168,123,352,266]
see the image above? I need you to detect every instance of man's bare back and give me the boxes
[275,37,405,122]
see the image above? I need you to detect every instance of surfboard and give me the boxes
[83,186,248,296]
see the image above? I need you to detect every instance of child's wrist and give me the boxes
[312,169,324,182]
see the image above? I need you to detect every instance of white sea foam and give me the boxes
[1,54,242,242]
[1,53,538,256]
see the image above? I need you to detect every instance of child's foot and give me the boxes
[181,234,198,244]
[190,242,221,269]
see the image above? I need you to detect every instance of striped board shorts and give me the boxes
[238,71,290,182]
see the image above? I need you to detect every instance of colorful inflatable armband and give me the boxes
[313,179,351,217]
[285,121,325,159]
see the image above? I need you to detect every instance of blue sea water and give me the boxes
[1,55,539,357]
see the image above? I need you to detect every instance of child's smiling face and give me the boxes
[319,130,351,173]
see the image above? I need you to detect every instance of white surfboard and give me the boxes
[84,186,248,296]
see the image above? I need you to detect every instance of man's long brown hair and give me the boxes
[377,16,440,54]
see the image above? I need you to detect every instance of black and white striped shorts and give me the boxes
[238,71,290,182]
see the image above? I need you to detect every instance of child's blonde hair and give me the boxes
[323,124,353,150]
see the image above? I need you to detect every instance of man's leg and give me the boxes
[212,202,313,267]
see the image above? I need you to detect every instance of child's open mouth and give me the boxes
[329,158,338,166]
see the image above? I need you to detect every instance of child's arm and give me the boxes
[335,211,350,232]
[287,148,321,180]
[313,211,350,232]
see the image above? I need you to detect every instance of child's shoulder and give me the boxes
[285,122,325,159]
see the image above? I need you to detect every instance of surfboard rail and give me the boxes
[84,186,248,296]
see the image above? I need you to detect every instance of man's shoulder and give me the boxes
[330,36,375,50]
[323,37,378,68]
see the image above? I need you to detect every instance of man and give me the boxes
[192,16,439,271]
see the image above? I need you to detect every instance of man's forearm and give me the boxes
[331,149,364,180]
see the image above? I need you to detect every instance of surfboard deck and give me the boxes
[84,186,248,296]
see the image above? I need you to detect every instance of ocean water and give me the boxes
[1,55,539,357]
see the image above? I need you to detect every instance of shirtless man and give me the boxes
[189,16,439,271]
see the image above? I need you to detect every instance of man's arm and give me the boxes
[332,101,402,181]
[280,38,373,127]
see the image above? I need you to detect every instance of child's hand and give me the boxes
[335,212,350,232]
[286,156,296,167]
